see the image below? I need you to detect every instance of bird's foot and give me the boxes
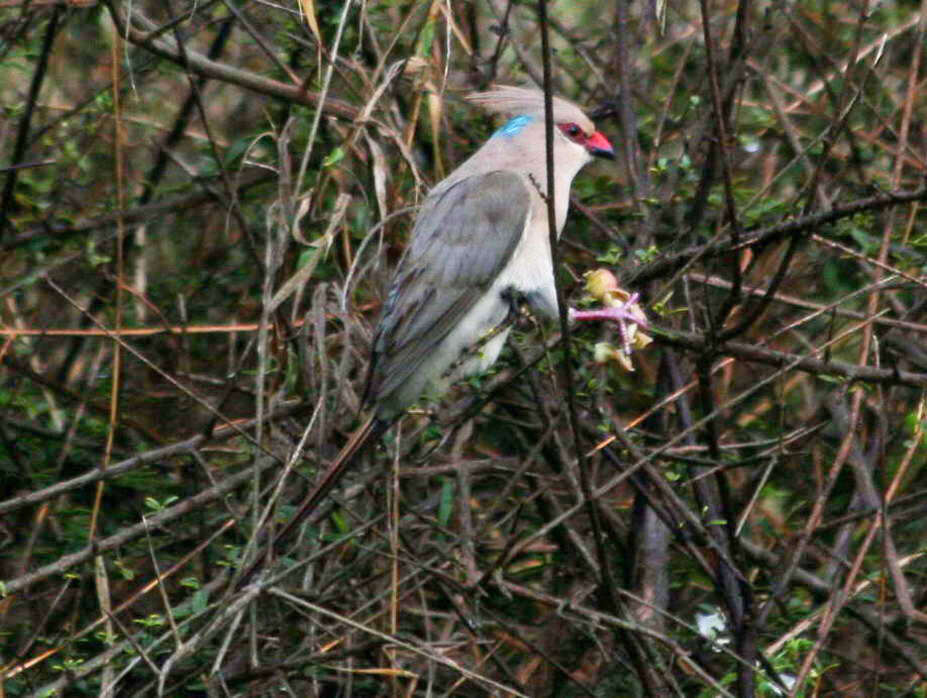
[572,271,653,371]
[570,293,649,330]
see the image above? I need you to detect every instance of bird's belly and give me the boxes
[434,289,512,386]
[391,287,511,412]
[428,240,556,395]
[380,236,554,417]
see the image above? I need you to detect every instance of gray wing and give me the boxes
[365,170,531,408]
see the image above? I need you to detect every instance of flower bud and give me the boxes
[584,268,619,301]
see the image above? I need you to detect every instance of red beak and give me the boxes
[586,131,615,160]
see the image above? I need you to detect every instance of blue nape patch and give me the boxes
[494,115,533,137]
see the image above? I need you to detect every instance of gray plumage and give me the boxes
[367,86,614,419]
[243,87,615,566]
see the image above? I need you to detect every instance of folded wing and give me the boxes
[366,170,531,409]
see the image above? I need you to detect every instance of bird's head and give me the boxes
[466,85,615,166]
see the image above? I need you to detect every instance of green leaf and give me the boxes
[322,147,345,168]
[192,589,209,614]
[438,478,455,526]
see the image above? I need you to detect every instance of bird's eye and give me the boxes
[558,122,585,142]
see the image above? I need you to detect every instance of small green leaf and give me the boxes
[595,245,623,265]
[322,147,345,168]
[438,478,455,526]
[192,589,209,614]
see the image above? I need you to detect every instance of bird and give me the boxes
[242,86,633,580]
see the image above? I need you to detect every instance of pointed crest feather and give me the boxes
[466,85,595,132]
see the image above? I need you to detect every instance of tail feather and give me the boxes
[237,415,389,587]
[272,414,389,547]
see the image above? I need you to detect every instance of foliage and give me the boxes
[1,0,926,696]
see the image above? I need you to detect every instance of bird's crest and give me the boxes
[466,85,594,133]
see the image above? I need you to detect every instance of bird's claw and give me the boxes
[570,293,649,330]
[573,270,653,371]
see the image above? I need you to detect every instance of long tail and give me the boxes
[237,414,389,587]
[272,414,388,547]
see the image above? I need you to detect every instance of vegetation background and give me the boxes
[1,0,926,695]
